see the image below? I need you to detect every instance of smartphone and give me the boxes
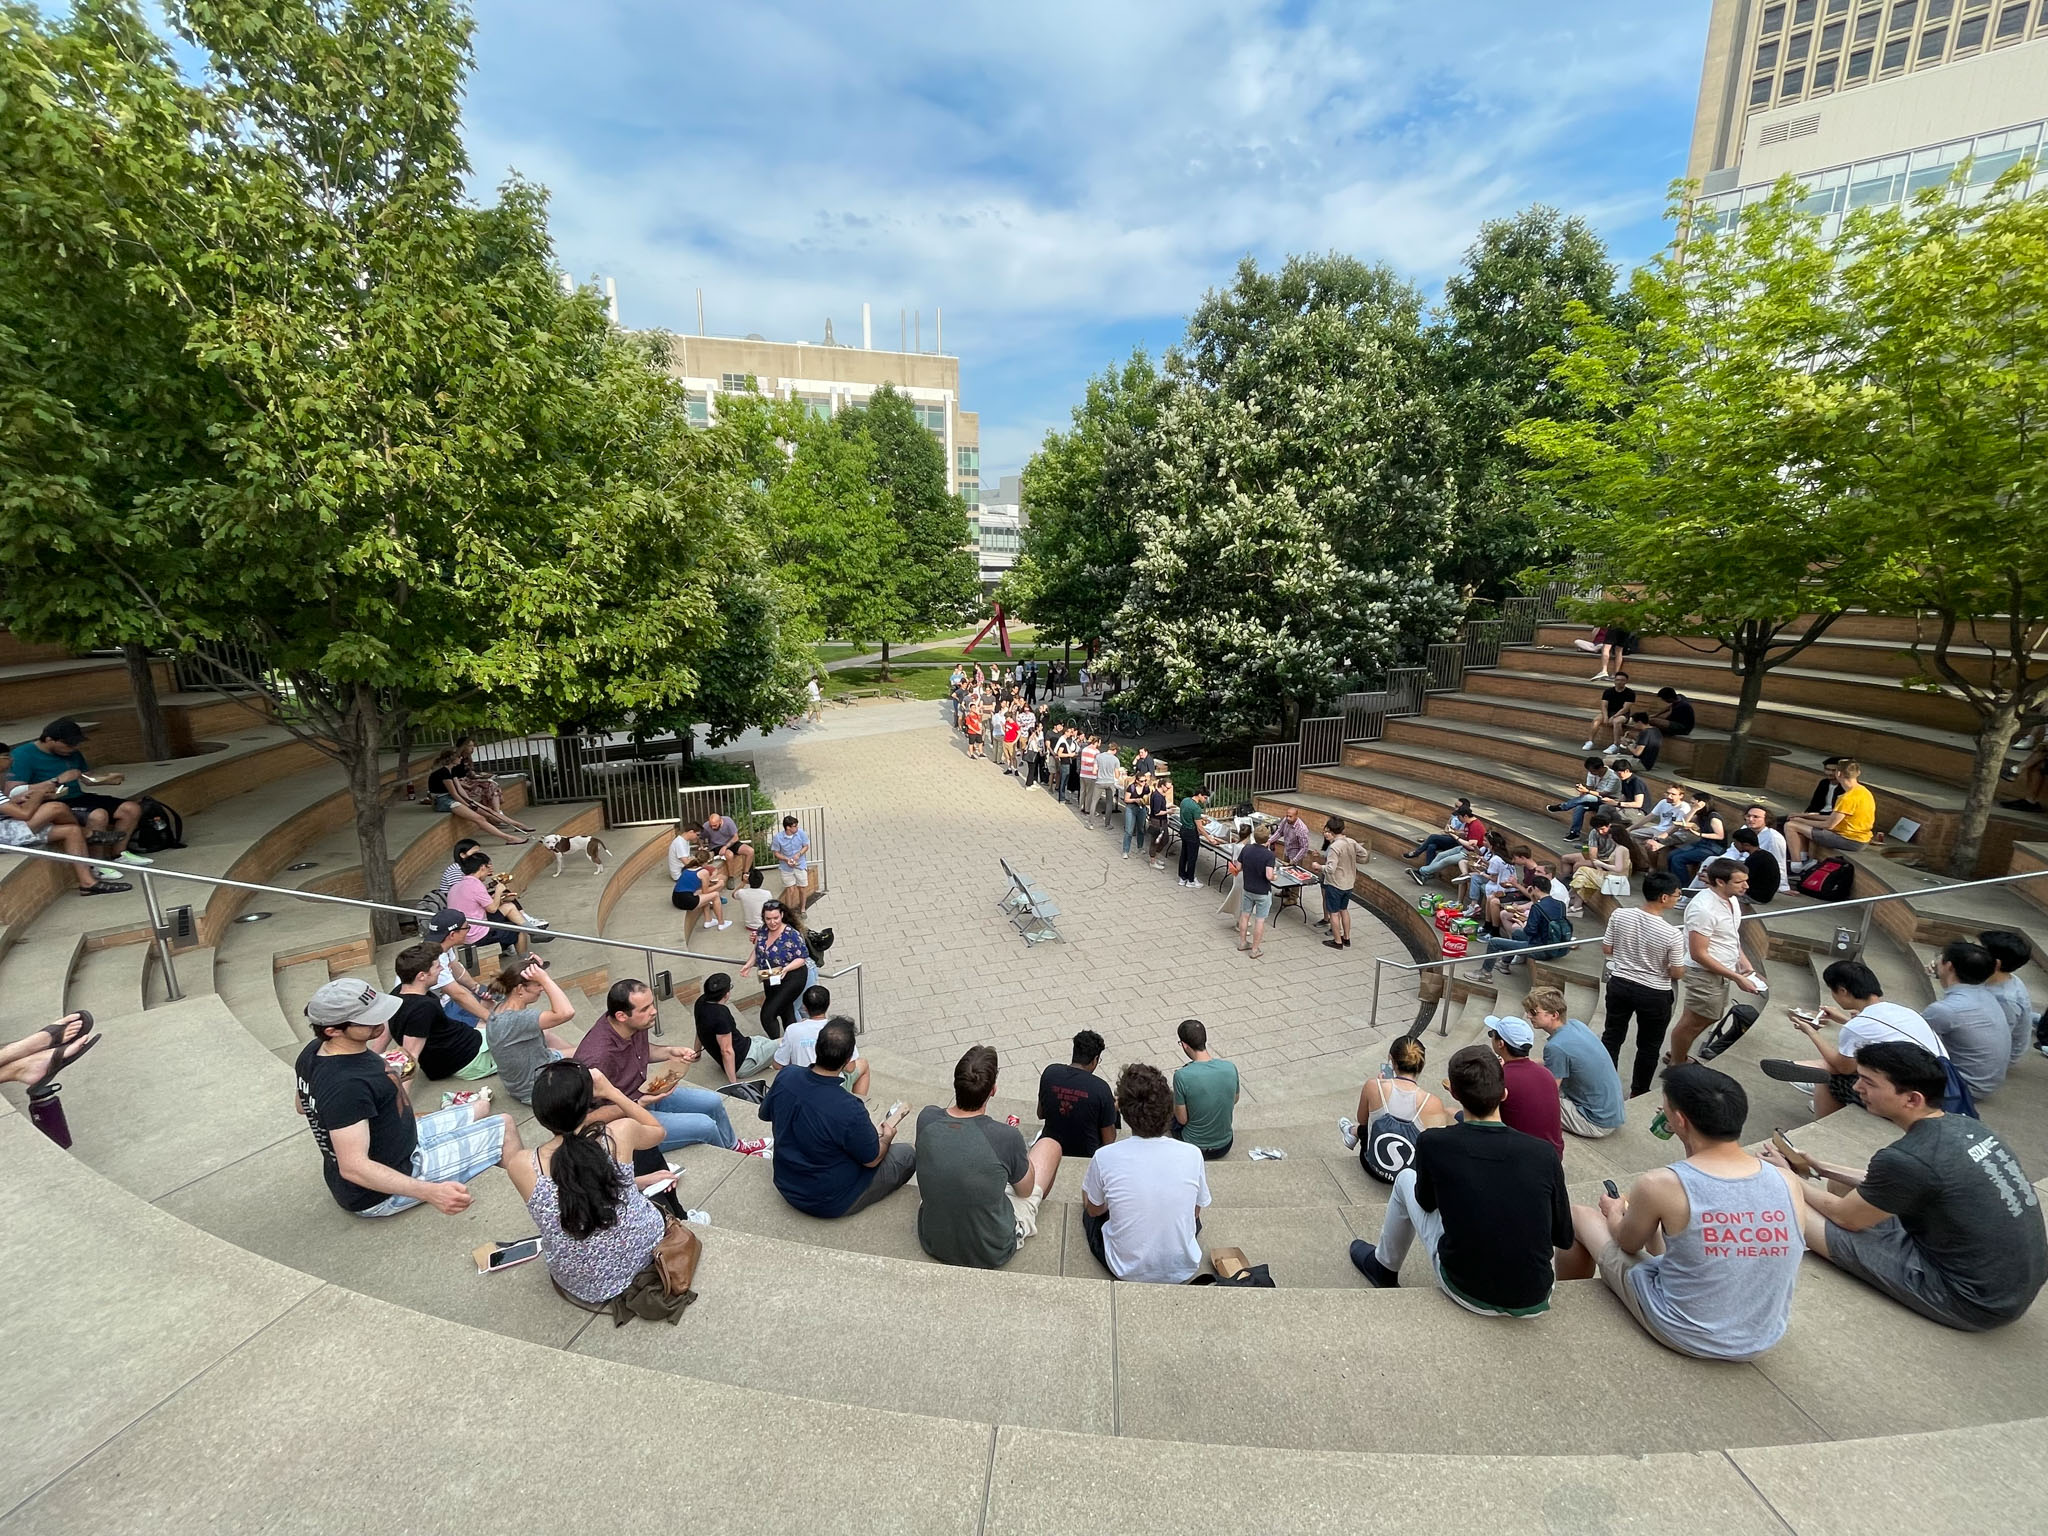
[641,1173,678,1200]
[1790,1007,1822,1027]
[1602,1179,1620,1199]
[487,1237,542,1270]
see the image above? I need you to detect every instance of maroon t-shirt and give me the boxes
[572,1021,650,1098]
[1499,1055,1564,1158]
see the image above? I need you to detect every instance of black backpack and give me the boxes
[127,796,186,854]
[1797,858,1855,902]
[1696,1003,1760,1062]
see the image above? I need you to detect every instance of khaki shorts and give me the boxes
[1589,1229,1681,1347]
[1559,1098,1621,1139]
[1683,971,1730,1019]
[1009,1186,1044,1243]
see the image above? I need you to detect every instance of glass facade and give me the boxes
[1747,0,2042,110]
[914,402,947,437]
[956,445,979,475]
[1700,117,2044,234]
[684,391,708,426]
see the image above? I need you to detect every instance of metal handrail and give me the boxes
[0,844,865,1031]
[1367,865,2048,1032]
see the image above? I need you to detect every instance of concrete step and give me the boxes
[1424,689,1732,779]
[1535,618,2046,684]
[0,654,175,720]
[63,939,152,1021]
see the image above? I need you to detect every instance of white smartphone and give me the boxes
[486,1237,542,1270]
[641,1173,678,1199]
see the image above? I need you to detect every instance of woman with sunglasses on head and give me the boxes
[740,898,811,1040]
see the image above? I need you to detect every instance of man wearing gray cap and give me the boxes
[294,979,517,1217]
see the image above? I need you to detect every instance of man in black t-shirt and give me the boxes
[1766,1040,2047,1331]
[1730,826,1781,904]
[693,971,776,1081]
[386,942,484,1079]
[295,980,516,1218]
[1038,1029,1120,1158]
[1586,671,1638,751]
[1349,1044,1573,1314]
[1233,824,1279,959]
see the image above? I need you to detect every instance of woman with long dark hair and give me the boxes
[503,1059,667,1306]
[740,900,810,1039]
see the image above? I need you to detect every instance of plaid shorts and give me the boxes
[352,1106,507,1218]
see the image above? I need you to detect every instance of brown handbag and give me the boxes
[652,1215,701,1297]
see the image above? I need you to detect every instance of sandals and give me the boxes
[30,1029,101,1091]
[1248,947,1264,960]
[1771,1129,1817,1180]
[78,880,133,897]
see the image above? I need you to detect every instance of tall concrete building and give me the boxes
[1688,0,2048,230]
[658,326,979,502]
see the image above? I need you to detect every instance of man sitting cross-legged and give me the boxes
[1783,758,1876,875]
[1526,986,1625,1140]
[1763,1041,2047,1332]
[1349,1044,1573,1314]
[1556,1063,1808,1360]
[917,1045,1064,1270]
[773,984,870,1098]
[759,1018,915,1219]
[1760,959,1949,1118]
[1081,1062,1212,1283]
[574,977,768,1157]
[295,980,517,1218]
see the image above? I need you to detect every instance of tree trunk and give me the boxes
[341,684,403,946]
[1724,654,1770,788]
[879,638,892,681]
[122,644,171,761]
[1280,693,1302,741]
[1949,700,2022,879]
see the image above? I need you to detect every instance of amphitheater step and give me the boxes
[1536,618,2048,684]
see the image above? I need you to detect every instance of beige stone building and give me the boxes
[656,330,979,506]
[1687,1,2048,226]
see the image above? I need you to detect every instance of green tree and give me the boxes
[839,383,976,671]
[1011,350,1166,653]
[0,1,227,757]
[1797,164,2048,875]
[1430,205,1631,598]
[1515,185,1865,785]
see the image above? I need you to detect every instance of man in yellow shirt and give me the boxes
[1785,760,1876,875]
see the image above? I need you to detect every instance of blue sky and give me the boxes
[461,1,1713,483]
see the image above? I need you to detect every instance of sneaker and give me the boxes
[1544,803,1564,813]
[682,1208,713,1225]
[1323,938,1345,949]
[1406,868,1425,886]
[1122,851,1130,860]
[1580,740,1596,751]
[716,918,733,929]
[1591,672,1612,681]
[1348,1240,1399,1288]
[1338,1115,1359,1151]
[93,866,124,881]
[523,917,551,930]
[116,850,155,867]
[2036,1043,2048,1059]
[733,1137,771,1157]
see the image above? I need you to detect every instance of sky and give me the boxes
[460,1,1714,484]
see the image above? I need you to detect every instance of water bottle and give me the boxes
[27,1085,71,1149]
[405,779,417,801]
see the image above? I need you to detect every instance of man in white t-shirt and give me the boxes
[772,985,868,1097]
[733,868,775,934]
[1081,1062,1211,1283]
[1670,858,1766,1066]
[666,822,700,883]
[1743,805,1788,870]
[1767,959,1948,1117]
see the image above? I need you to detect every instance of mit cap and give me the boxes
[305,979,401,1030]
[1484,1015,1535,1050]
[40,718,88,745]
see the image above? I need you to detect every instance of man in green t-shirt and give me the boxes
[1175,788,1210,888]
[1171,1018,1239,1160]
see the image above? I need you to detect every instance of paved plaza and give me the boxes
[742,699,1425,1100]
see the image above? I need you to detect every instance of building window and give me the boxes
[1763,3,1787,31]
[1796,0,1819,18]
[1847,43,1876,75]
[1828,0,1850,11]
[1956,11,1989,44]
[1918,23,1949,54]
[1855,7,1881,38]
[1889,1,1917,28]
[1750,73,1775,102]
[1882,34,1910,64]
[1789,28,1813,57]
[1822,17,1847,47]
[914,403,946,436]
[956,446,979,475]
[1781,64,1807,95]
[961,485,980,509]
[798,395,832,420]
[1757,37,1782,67]
[719,372,754,392]
[1995,0,2028,33]
[684,391,708,426]
[1814,54,1841,87]
[1925,0,1954,15]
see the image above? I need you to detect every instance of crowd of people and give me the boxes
[2,717,155,896]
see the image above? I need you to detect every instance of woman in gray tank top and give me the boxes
[1558,1063,1810,1361]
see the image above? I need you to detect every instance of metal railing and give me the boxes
[1460,620,1505,671]
[1367,865,2048,1033]
[1424,642,1466,693]
[1203,768,1252,805]
[1297,716,1344,770]
[1249,742,1301,795]
[169,639,274,695]
[1386,665,1427,717]
[0,844,865,1033]
[1338,690,1389,743]
[1500,597,1541,646]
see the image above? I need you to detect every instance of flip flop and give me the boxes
[37,1013,92,1055]
[30,1031,100,1092]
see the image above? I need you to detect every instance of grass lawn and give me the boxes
[822,666,956,701]
[811,641,866,662]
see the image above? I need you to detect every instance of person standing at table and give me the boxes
[1318,816,1365,950]
[1176,788,1210,888]
[1274,806,1314,868]
[1092,742,1122,825]
[1233,825,1278,960]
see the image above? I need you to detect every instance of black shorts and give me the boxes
[1827,1072,1862,1107]
[66,793,130,819]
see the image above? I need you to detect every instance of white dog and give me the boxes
[541,833,609,877]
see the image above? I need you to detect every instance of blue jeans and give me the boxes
[1481,935,1534,974]
[646,1083,737,1151]
[1666,841,1722,886]
[1124,803,1147,853]
[1561,795,1602,840]
[1407,833,1459,860]
[1419,847,1466,879]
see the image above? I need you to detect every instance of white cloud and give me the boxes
[464,1,1712,477]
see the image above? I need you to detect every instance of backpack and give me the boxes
[1522,898,1573,961]
[1361,1093,1426,1184]
[1696,1003,1760,1062]
[126,796,185,854]
[1797,858,1854,902]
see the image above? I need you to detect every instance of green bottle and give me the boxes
[1649,1108,1673,1140]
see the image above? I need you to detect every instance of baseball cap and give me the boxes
[1484,1014,1535,1050]
[423,907,468,942]
[305,979,401,1030]
[41,718,87,745]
